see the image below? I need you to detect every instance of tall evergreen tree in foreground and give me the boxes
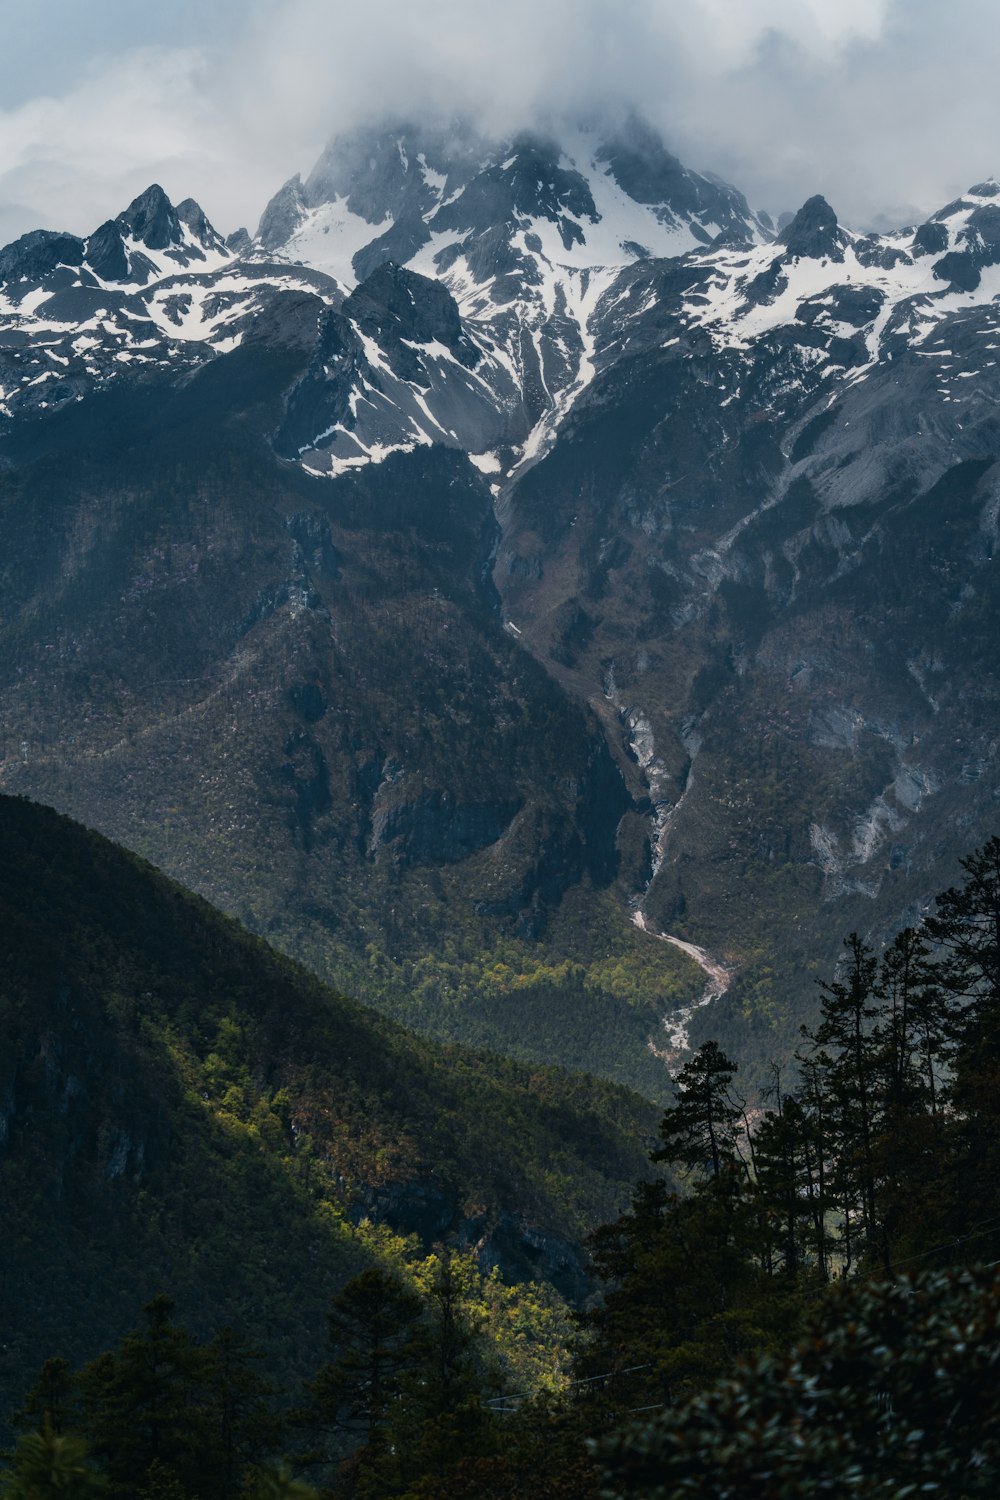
[590,834,1000,1497]
[300,1265,423,1482]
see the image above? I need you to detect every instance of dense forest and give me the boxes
[5,814,1000,1495]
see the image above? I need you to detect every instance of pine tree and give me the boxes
[652,1041,744,1186]
[925,836,1000,1007]
[201,1327,278,1497]
[71,1296,276,1500]
[876,927,954,1118]
[922,837,1000,1257]
[801,934,886,1272]
[1,1419,104,1500]
[77,1296,209,1499]
[925,835,1000,1098]
[299,1265,423,1483]
[751,1090,823,1281]
[384,1251,499,1494]
[12,1359,78,1439]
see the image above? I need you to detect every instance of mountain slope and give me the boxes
[0,285,701,1093]
[0,793,658,1411]
[499,185,1000,1063]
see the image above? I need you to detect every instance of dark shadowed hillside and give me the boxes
[0,795,658,1412]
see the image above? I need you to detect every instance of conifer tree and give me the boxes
[925,835,1000,1011]
[299,1265,423,1484]
[12,1360,78,1440]
[1,1420,104,1500]
[77,1296,209,1499]
[875,925,956,1118]
[653,1041,744,1185]
[925,835,1000,1105]
[920,837,1000,1254]
[201,1327,277,1496]
[801,934,886,1271]
[751,1091,821,1281]
[385,1251,499,1494]
[67,1296,275,1500]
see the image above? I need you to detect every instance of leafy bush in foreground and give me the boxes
[599,1265,1000,1499]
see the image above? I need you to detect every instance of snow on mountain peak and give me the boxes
[243,115,772,478]
[259,116,768,293]
[13,121,1000,504]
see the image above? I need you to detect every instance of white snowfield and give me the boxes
[4,134,1000,484]
[263,162,1000,480]
[297,133,763,476]
[274,196,392,288]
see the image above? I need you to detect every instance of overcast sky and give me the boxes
[0,0,997,244]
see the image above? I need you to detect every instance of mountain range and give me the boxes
[3,112,1000,1082]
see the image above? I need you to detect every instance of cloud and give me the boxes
[223,0,895,161]
[0,0,996,242]
[0,48,228,238]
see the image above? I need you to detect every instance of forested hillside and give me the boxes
[0,794,658,1434]
[5,823,1000,1496]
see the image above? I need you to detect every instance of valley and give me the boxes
[2,113,1000,1091]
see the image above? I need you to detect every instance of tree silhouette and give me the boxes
[653,1040,744,1184]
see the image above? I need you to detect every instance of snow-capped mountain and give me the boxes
[254,115,769,476]
[593,179,1000,387]
[8,118,999,500]
[7,123,1000,482]
[0,185,352,420]
[261,115,764,288]
[0,116,770,476]
[5,117,1000,1077]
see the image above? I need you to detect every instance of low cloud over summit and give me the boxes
[0,0,997,240]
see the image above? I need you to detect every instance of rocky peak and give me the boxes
[590,111,764,246]
[257,174,309,252]
[595,111,693,205]
[932,204,1000,292]
[226,227,253,255]
[84,218,130,281]
[778,195,845,261]
[0,228,85,286]
[594,113,723,233]
[118,184,182,250]
[303,118,489,223]
[176,196,227,254]
[74,185,230,285]
[431,134,596,243]
[913,220,949,256]
[912,179,1000,291]
[343,260,478,370]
